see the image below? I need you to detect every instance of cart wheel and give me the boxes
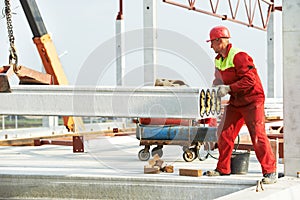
[138,149,150,161]
[198,143,209,161]
[151,146,163,158]
[183,149,196,162]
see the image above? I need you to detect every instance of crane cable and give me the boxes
[4,0,19,73]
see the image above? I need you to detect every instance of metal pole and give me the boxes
[116,0,125,86]
[2,115,4,130]
[267,1,275,98]
[19,0,48,37]
[143,0,157,86]
[15,115,18,129]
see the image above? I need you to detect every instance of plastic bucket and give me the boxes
[230,151,250,174]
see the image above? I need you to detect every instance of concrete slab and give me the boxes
[217,177,300,200]
[0,134,296,199]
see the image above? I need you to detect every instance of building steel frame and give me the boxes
[163,0,281,31]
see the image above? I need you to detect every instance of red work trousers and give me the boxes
[216,101,276,175]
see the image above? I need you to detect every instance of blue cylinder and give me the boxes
[137,125,217,142]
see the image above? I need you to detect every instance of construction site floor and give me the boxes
[0,134,299,200]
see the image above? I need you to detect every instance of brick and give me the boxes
[144,166,160,174]
[179,169,202,177]
[162,165,174,173]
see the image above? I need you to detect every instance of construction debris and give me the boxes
[155,78,188,87]
[144,154,174,174]
[162,165,174,173]
[144,154,162,174]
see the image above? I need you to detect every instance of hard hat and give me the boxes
[206,26,230,42]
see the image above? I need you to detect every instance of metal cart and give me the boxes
[136,124,218,162]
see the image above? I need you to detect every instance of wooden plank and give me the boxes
[0,128,136,146]
[267,134,283,139]
[40,139,73,146]
[235,140,284,158]
[179,169,202,177]
[0,133,75,146]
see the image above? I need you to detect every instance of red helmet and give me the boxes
[206,26,230,42]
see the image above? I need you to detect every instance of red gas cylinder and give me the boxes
[139,118,191,126]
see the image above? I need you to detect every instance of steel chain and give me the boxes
[4,0,18,73]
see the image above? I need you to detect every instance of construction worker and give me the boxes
[205,25,277,184]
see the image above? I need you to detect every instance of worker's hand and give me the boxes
[217,85,231,97]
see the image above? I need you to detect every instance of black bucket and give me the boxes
[230,151,250,174]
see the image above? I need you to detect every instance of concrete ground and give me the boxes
[0,133,299,199]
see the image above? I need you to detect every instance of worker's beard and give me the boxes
[213,48,220,54]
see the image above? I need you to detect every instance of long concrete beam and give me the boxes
[0,85,217,119]
[0,174,254,199]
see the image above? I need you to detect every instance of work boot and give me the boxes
[204,169,230,176]
[262,172,277,184]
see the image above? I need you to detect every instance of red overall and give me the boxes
[213,44,276,175]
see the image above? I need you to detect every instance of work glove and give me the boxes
[217,85,231,97]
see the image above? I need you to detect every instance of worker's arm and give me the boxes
[229,52,257,94]
[212,68,224,86]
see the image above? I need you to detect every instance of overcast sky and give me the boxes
[0,0,282,96]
